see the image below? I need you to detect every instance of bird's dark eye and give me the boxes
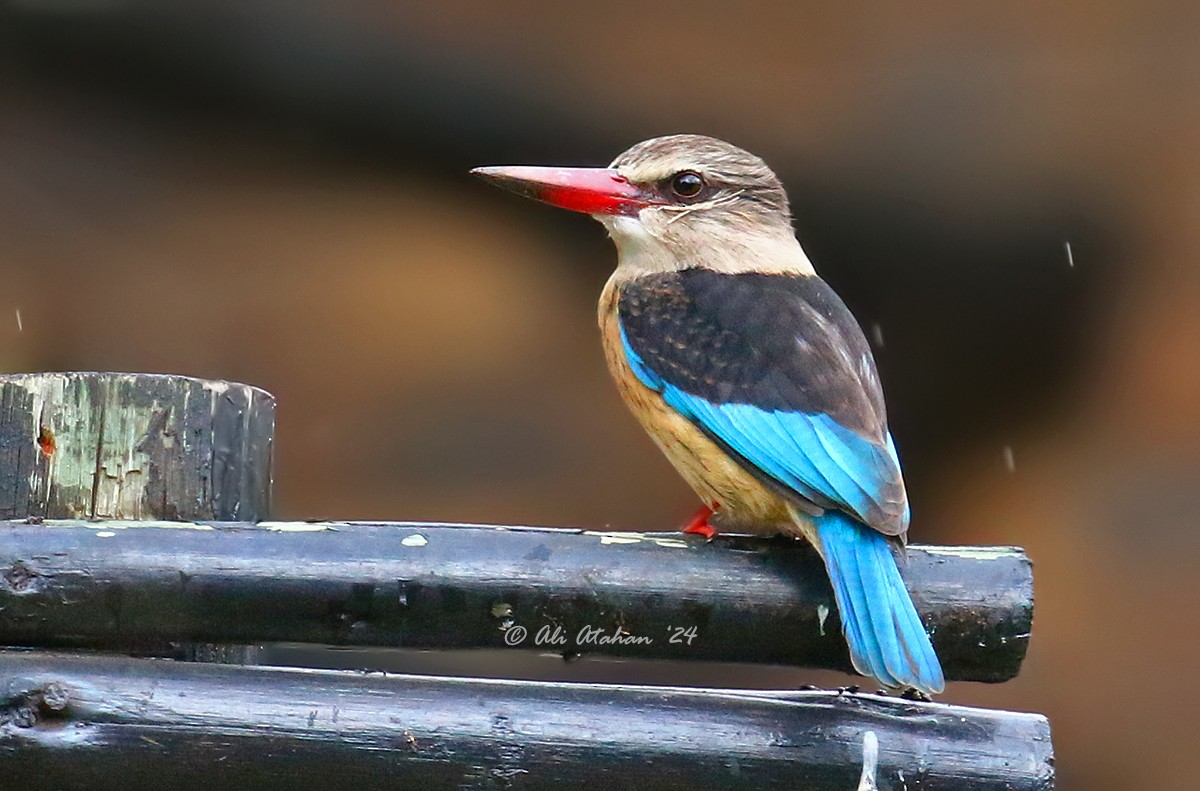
[670,171,705,199]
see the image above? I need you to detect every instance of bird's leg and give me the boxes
[681,503,719,539]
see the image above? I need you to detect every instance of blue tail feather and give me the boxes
[830,536,900,688]
[817,511,945,694]
[850,533,906,686]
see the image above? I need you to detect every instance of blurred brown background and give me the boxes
[2,2,1197,788]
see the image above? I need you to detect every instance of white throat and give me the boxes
[598,212,816,279]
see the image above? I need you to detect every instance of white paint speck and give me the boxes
[401,533,428,547]
[653,538,689,549]
[262,522,333,533]
[817,603,830,636]
[1064,241,1075,268]
[95,531,116,538]
[857,730,879,791]
[102,520,213,531]
[1002,445,1015,473]
[870,322,884,349]
[585,531,643,545]
[14,309,21,332]
[922,546,1017,561]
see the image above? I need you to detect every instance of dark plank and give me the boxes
[0,650,1054,791]
[0,520,1031,681]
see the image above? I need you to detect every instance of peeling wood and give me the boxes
[0,373,273,521]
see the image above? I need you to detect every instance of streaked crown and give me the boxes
[610,134,791,224]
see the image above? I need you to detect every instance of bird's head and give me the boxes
[472,135,812,276]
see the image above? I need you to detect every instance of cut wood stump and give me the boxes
[0,372,273,522]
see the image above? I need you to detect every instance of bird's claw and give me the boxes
[681,503,719,540]
[682,522,718,540]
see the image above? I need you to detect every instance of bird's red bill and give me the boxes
[471,165,651,216]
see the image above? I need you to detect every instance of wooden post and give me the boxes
[0,372,274,662]
[0,373,274,522]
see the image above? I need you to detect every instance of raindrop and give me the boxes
[1002,446,1015,473]
[870,322,884,349]
[14,309,22,332]
[1064,241,1075,268]
[491,602,517,631]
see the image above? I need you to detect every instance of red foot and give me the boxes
[681,503,719,540]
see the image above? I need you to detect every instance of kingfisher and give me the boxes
[472,135,944,695]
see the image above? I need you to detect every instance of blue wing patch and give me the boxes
[620,322,906,531]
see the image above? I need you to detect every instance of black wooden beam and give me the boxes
[0,650,1053,791]
[0,520,1030,682]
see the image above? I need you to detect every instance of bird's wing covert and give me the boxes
[618,269,908,535]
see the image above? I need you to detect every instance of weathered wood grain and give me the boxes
[0,520,1032,682]
[0,373,273,521]
[0,650,1054,791]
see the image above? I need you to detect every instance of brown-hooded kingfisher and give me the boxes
[473,135,944,695]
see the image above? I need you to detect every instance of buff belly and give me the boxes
[599,280,806,537]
